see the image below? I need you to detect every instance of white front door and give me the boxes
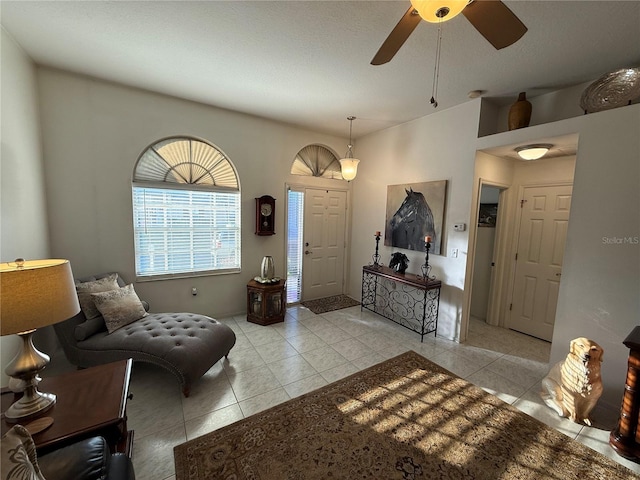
[302,188,347,301]
[508,184,573,341]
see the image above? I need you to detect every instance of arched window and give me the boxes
[290,144,343,179]
[132,136,241,279]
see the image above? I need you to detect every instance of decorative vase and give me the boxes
[260,256,275,280]
[508,92,532,130]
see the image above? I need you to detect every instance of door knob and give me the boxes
[555,273,562,277]
[305,250,312,255]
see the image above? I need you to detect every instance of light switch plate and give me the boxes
[453,223,466,232]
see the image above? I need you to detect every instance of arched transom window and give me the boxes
[290,144,343,179]
[132,136,241,279]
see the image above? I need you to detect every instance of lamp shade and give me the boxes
[410,0,468,23]
[0,259,80,336]
[339,158,360,181]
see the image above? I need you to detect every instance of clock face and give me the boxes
[260,204,272,217]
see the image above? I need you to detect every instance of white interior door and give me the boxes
[508,185,572,341]
[302,188,347,301]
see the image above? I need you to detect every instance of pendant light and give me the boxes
[339,116,360,181]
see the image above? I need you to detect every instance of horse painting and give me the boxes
[388,188,436,252]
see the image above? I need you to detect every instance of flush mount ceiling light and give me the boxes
[339,116,360,181]
[515,144,553,160]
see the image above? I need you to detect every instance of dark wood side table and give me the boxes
[610,326,640,460]
[247,279,286,325]
[1,359,133,457]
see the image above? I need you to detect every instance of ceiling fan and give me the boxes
[371,0,527,65]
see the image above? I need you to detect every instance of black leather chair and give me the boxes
[39,436,134,480]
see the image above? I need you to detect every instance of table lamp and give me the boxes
[0,258,80,421]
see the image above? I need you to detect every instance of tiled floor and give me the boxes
[51,305,640,479]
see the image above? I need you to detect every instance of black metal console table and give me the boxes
[361,265,441,342]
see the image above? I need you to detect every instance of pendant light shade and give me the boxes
[339,158,360,181]
[339,116,361,181]
[410,0,468,23]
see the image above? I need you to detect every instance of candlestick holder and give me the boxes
[420,241,435,282]
[371,233,381,268]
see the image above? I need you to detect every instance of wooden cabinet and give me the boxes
[246,279,285,325]
[1,359,133,456]
[610,326,640,460]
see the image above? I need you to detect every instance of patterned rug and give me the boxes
[173,351,637,480]
[300,294,360,314]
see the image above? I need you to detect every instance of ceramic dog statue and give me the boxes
[540,337,604,426]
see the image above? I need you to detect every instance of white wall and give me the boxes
[349,101,482,340]
[36,68,348,318]
[552,105,640,408]
[470,153,514,329]
[470,186,500,319]
[0,29,50,386]
[476,104,640,409]
[471,227,495,319]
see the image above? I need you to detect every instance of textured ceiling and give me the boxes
[2,1,639,138]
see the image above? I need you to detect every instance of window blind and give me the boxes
[133,186,241,277]
[286,190,304,303]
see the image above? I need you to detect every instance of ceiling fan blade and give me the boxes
[371,7,422,65]
[462,0,527,50]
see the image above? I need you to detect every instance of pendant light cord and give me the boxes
[430,21,443,108]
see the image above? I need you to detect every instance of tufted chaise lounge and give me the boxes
[53,273,236,397]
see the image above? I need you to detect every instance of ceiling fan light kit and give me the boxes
[371,1,527,65]
[515,144,553,161]
[339,116,360,181]
[410,0,469,23]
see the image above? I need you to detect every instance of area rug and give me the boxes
[300,294,360,314]
[174,351,637,480]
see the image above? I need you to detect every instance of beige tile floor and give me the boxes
[52,305,640,479]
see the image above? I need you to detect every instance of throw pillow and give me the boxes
[75,273,120,319]
[92,284,148,334]
[74,316,108,341]
[1,425,45,480]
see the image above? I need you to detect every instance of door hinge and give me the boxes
[515,253,518,261]
[509,303,513,311]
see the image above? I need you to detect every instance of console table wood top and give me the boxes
[362,264,442,290]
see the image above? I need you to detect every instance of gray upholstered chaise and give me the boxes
[54,273,236,397]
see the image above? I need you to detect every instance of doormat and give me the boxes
[301,295,360,314]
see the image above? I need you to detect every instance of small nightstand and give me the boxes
[1,359,133,456]
[246,279,286,325]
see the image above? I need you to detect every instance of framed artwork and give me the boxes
[478,203,498,227]
[384,180,447,255]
